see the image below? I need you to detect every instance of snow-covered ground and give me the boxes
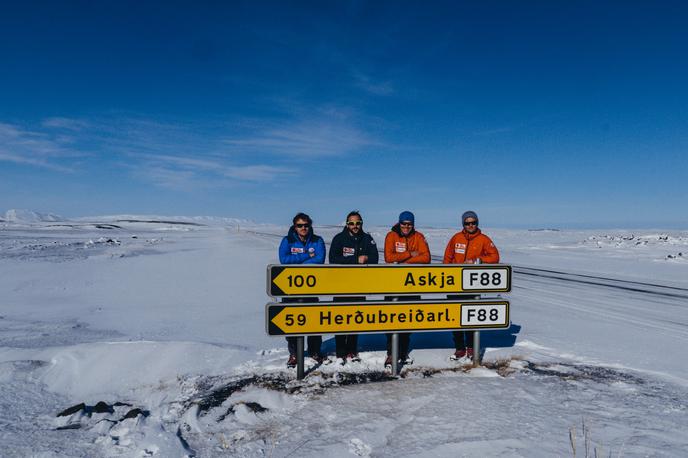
[1,212,687,457]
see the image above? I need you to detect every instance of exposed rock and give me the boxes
[57,403,86,417]
[121,408,150,420]
[93,401,114,414]
[55,423,82,430]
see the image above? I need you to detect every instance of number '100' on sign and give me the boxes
[286,274,316,288]
[267,264,511,296]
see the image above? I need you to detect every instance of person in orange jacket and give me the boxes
[383,211,430,367]
[443,210,500,361]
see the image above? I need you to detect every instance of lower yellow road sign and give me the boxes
[266,300,510,336]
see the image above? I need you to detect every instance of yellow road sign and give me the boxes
[266,300,510,335]
[267,264,511,296]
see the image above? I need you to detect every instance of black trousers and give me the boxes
[447,294,480,351]
[334,296,365,357]
[287,335,323,357]
[335,334,358,358]
[283,297,322,357]
[452,330,474,351]
[384,295,420,357]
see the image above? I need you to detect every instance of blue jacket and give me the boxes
[279,226,326,264]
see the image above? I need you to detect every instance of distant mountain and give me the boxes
[4,209,66,223]
[75,214,253,226]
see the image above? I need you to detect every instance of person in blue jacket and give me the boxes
[278,212,326,368]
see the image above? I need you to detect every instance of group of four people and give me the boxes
[278,210,500,368]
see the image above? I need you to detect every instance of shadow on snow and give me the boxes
[320,322,522,354]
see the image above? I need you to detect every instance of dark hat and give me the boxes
[462,211,479,224]
[399,211,415,224]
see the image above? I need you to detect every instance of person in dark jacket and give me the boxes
[329,210,379,363]
[278,212,326,368]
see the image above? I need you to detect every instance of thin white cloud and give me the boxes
[0,122,82,172]
[42,117,90,131]
[473,126,517,136]
[224,117,377,158]
[0,152,75,173]
[0,123,22,139]
[2,110,376,187]
[351,70,395,96]
[223,164,294,181]
[133,167,198,190]
[141,154,223,171]
[138,153,295,184]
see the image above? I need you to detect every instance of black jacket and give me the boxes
[329,228,379,264]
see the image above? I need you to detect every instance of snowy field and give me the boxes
[1,211,688,457]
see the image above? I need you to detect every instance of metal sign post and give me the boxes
[473,259,482,367]
[472,331,481,367]
[296,336,305,379]
[391,333,399,376]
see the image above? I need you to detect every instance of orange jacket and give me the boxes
[384,224,431,264]
[443,228,499,264]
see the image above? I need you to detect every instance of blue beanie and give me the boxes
[398,211,415,224]
[462,211,479,225]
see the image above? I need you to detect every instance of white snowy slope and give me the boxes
[3,209,66,223]
[1,216,687,457]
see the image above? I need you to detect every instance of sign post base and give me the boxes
[472,331,481,367]
[296,336,305,380]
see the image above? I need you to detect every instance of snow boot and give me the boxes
[348,353,361,363]
[450,349,467,361]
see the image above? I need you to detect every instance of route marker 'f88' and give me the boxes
[267,264,511,297]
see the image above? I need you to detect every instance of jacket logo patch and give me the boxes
[455,243,466,254]
[343,247,355,257]
[308,247,315,253]
[395,241,407,253]
[291,247,305,254]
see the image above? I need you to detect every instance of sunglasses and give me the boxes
[346,221,363,226]
[400,222,414,227]
[295,223,310,228]
[463,221,478,226]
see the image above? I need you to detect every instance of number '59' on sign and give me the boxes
[284,313,306,326]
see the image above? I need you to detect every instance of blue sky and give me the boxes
[1,1,686,228]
